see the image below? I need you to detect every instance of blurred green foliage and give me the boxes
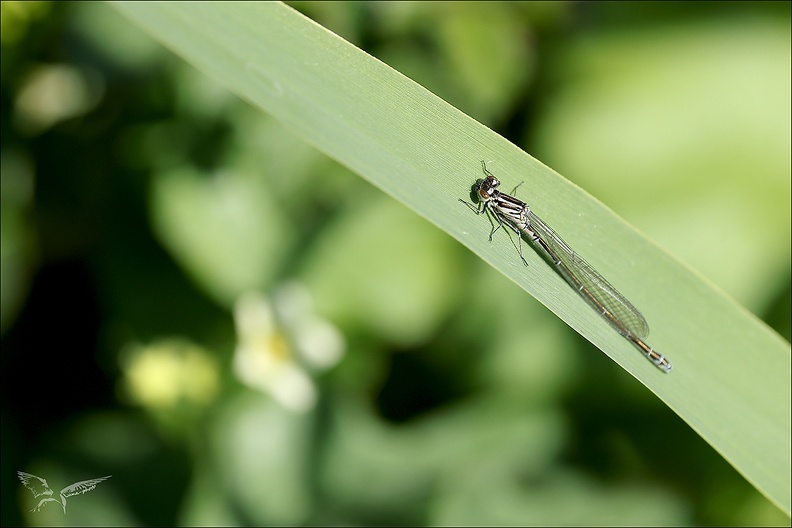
[1,1,789,526]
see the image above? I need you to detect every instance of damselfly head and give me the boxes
[485,175,500,189]
[473,175,500,202]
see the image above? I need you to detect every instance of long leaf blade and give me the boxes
[111,1,791,515]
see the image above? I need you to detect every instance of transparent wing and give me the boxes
[527,210,650,340]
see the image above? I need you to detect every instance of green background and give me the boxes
[2,2,789,526]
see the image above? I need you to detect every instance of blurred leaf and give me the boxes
[211,393,312,525]
[299,193,464,345]
[72,2,167,70]
[373,2,534,125]
[320,397,566,519]
[0,148,37,333]
[0,1,50,47]
[178,455,240,526]
[430,469,686,526]
[434,2,534,122]
[112,1,791,515]
[151,167,292,306]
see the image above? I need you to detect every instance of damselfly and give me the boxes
[460,161,672,373]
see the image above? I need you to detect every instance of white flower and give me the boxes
[232,283,345,413]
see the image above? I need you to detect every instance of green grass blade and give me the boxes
[111,1,790,515]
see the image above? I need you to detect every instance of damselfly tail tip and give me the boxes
[657,359,672,373]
